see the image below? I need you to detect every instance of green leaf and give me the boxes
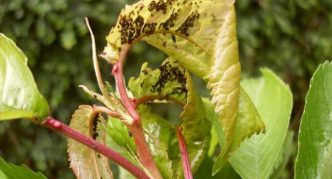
[106,105,172,179]
[67,105,113,179]
[104,1,241,163]
[270,131,295,179]
[228,69,293,179]
[178,64,211,177]
[0,157,47,179]
[128,58,210,178]
[0,33,49,121]
[295,61,332,179]
[138,105,174,179]
[128,60,187,104]
[195,157,241,179]
[212,87,266,174]
[106,116,138,165]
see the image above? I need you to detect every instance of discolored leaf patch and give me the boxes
[128,58,210,178]
[67,105,113,179]
[104,1,241,170]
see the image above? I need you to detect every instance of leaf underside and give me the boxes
[67,105,113,179]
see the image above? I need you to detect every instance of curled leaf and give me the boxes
[67,105,113,179]
[128,58,210,178]
[212,87,266,174]
[104,1,241,167]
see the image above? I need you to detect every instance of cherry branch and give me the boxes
[112,44,163,179]
[112,44,140,123]
[176,127,193,179]
[43,117,150,179]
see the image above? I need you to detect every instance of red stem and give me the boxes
[112,44,163,179]
[112,44,140,123]
[176,127,193,179]
[43,117,150,179]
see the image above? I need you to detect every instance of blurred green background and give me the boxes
[0,0,331,178]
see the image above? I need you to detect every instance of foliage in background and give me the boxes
[1,0,332,178]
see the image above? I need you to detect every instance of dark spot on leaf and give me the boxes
[176,12,200,36]
[91,115,100,139]
[119,15,145,43]
[160,12,178,30]
[151,61,187,95]
[171,35,176,43]
[143,23,157,34]
[148,0,175,14]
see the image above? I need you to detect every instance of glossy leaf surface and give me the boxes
[295,62,332,179]
[0,33,49,121]
[228,69,293,179]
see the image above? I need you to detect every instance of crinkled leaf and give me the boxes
[104,1,241,164]
[178,64,210,177]
[138,105,174,179]
[0,157,46,179]
[0,33,49,121]
[128,60,187,104]
[128,59,210,178]
[295,61,332,179]
[212,87,265,174]
[228,69,293,179]
[67,105,113,179]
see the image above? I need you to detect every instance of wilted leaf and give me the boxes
[104,1,241,165]
[0,33,49,121]
[0,157,46,179]
[228,69,293,179]
[67,105,113,179]
[295,61,332,179]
